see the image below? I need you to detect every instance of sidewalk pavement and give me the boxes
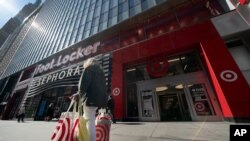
[0,120,247,141]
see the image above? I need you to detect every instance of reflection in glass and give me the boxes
[156,84,191,121]
[127,84,138,117]
[125,52,203,83]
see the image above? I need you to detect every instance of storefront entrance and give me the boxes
[137,72,223,121]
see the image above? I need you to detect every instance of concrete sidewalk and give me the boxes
[0,120,245,141]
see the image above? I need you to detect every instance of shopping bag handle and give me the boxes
[66,92,79,112]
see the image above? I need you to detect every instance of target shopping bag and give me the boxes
[96,108,112,141]
[51,98,89,141]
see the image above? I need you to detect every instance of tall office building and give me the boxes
[0,0,249,122]
[0,0,41,48]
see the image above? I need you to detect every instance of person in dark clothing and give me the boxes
[17,107,25,122]
[107,95,116,123]
[45,103,54,121]
[73,57,108,141]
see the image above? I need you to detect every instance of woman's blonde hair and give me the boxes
[83,57,99,68]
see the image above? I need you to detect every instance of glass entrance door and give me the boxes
[137,72,223,121]
[157,84,191,121]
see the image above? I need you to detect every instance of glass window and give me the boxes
[129,5,141,17]
[141,0,148,11]
[110,0,118,8]
[108,16,117,27]
[125,52,202,82]
[96,0,102,6]
[92,17,100,26]
[71,29,78,37]
[74,18,81,28]
[126,84,139,117]
[98,21,107,31]
[100,12,108,23]
[94,6,101,17]
[83,30,90,38]
[188,83,215,116]
[90,26,98,35]
[118,12,129,22]
[119,0,127,4]
[156,0,165,4]
[79,24,85,34]
[109,7,118,18]
[80,15,87,25]
[129,0,140,8]
[87,11,94,21]
[180,54,202,73]
[102,1,109,13]
[76,34,82,42]
[227,41,250,85]
[85,21,91,30]
[118,2,128,13]
[90,3,95,11]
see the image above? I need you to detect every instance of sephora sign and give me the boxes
[34,42,100,75]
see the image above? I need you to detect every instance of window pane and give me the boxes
[92,17,100,26]
[102,1,109,12]
[109,7,118,18]
[110,0,118,8]
[118,11,129,22]
[141,0,148,11]
[118,2,128,13]
[100,12,108,22]
[129,0,140,8]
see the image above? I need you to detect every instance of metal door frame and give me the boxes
[137,71,223,121]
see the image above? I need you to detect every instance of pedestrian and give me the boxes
[17,106,25,122]
[73,57,108,141]
[107,95,116,124]
[45,103,54,121]
[53,106,60,120]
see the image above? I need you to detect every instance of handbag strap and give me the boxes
[78,94,84,117]
[66,92,78,113]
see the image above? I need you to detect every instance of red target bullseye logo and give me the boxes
[112,88,120,96]
[195,102,205,112]
[96,124,109,141]
[220,70,238,82]
[146,60,169,77]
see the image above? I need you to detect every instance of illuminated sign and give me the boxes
[35,65,81,87]
[34,42,100,75]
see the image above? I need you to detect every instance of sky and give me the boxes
[0,0,37,28]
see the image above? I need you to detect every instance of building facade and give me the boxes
[0,0,249,122]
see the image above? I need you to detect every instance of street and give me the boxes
[0,120,243,141]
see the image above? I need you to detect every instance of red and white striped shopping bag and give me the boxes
[96,108,112,141]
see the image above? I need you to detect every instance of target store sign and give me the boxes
[112,88,120,96]
[220,70,238,82]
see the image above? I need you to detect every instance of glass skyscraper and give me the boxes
[0,0,250,122]
[1,0,168,78]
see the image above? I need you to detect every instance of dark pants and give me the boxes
[17,114,24,122]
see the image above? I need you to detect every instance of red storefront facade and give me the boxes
[111,21,250,121]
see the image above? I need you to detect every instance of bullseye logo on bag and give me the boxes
[230,125,250,141]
